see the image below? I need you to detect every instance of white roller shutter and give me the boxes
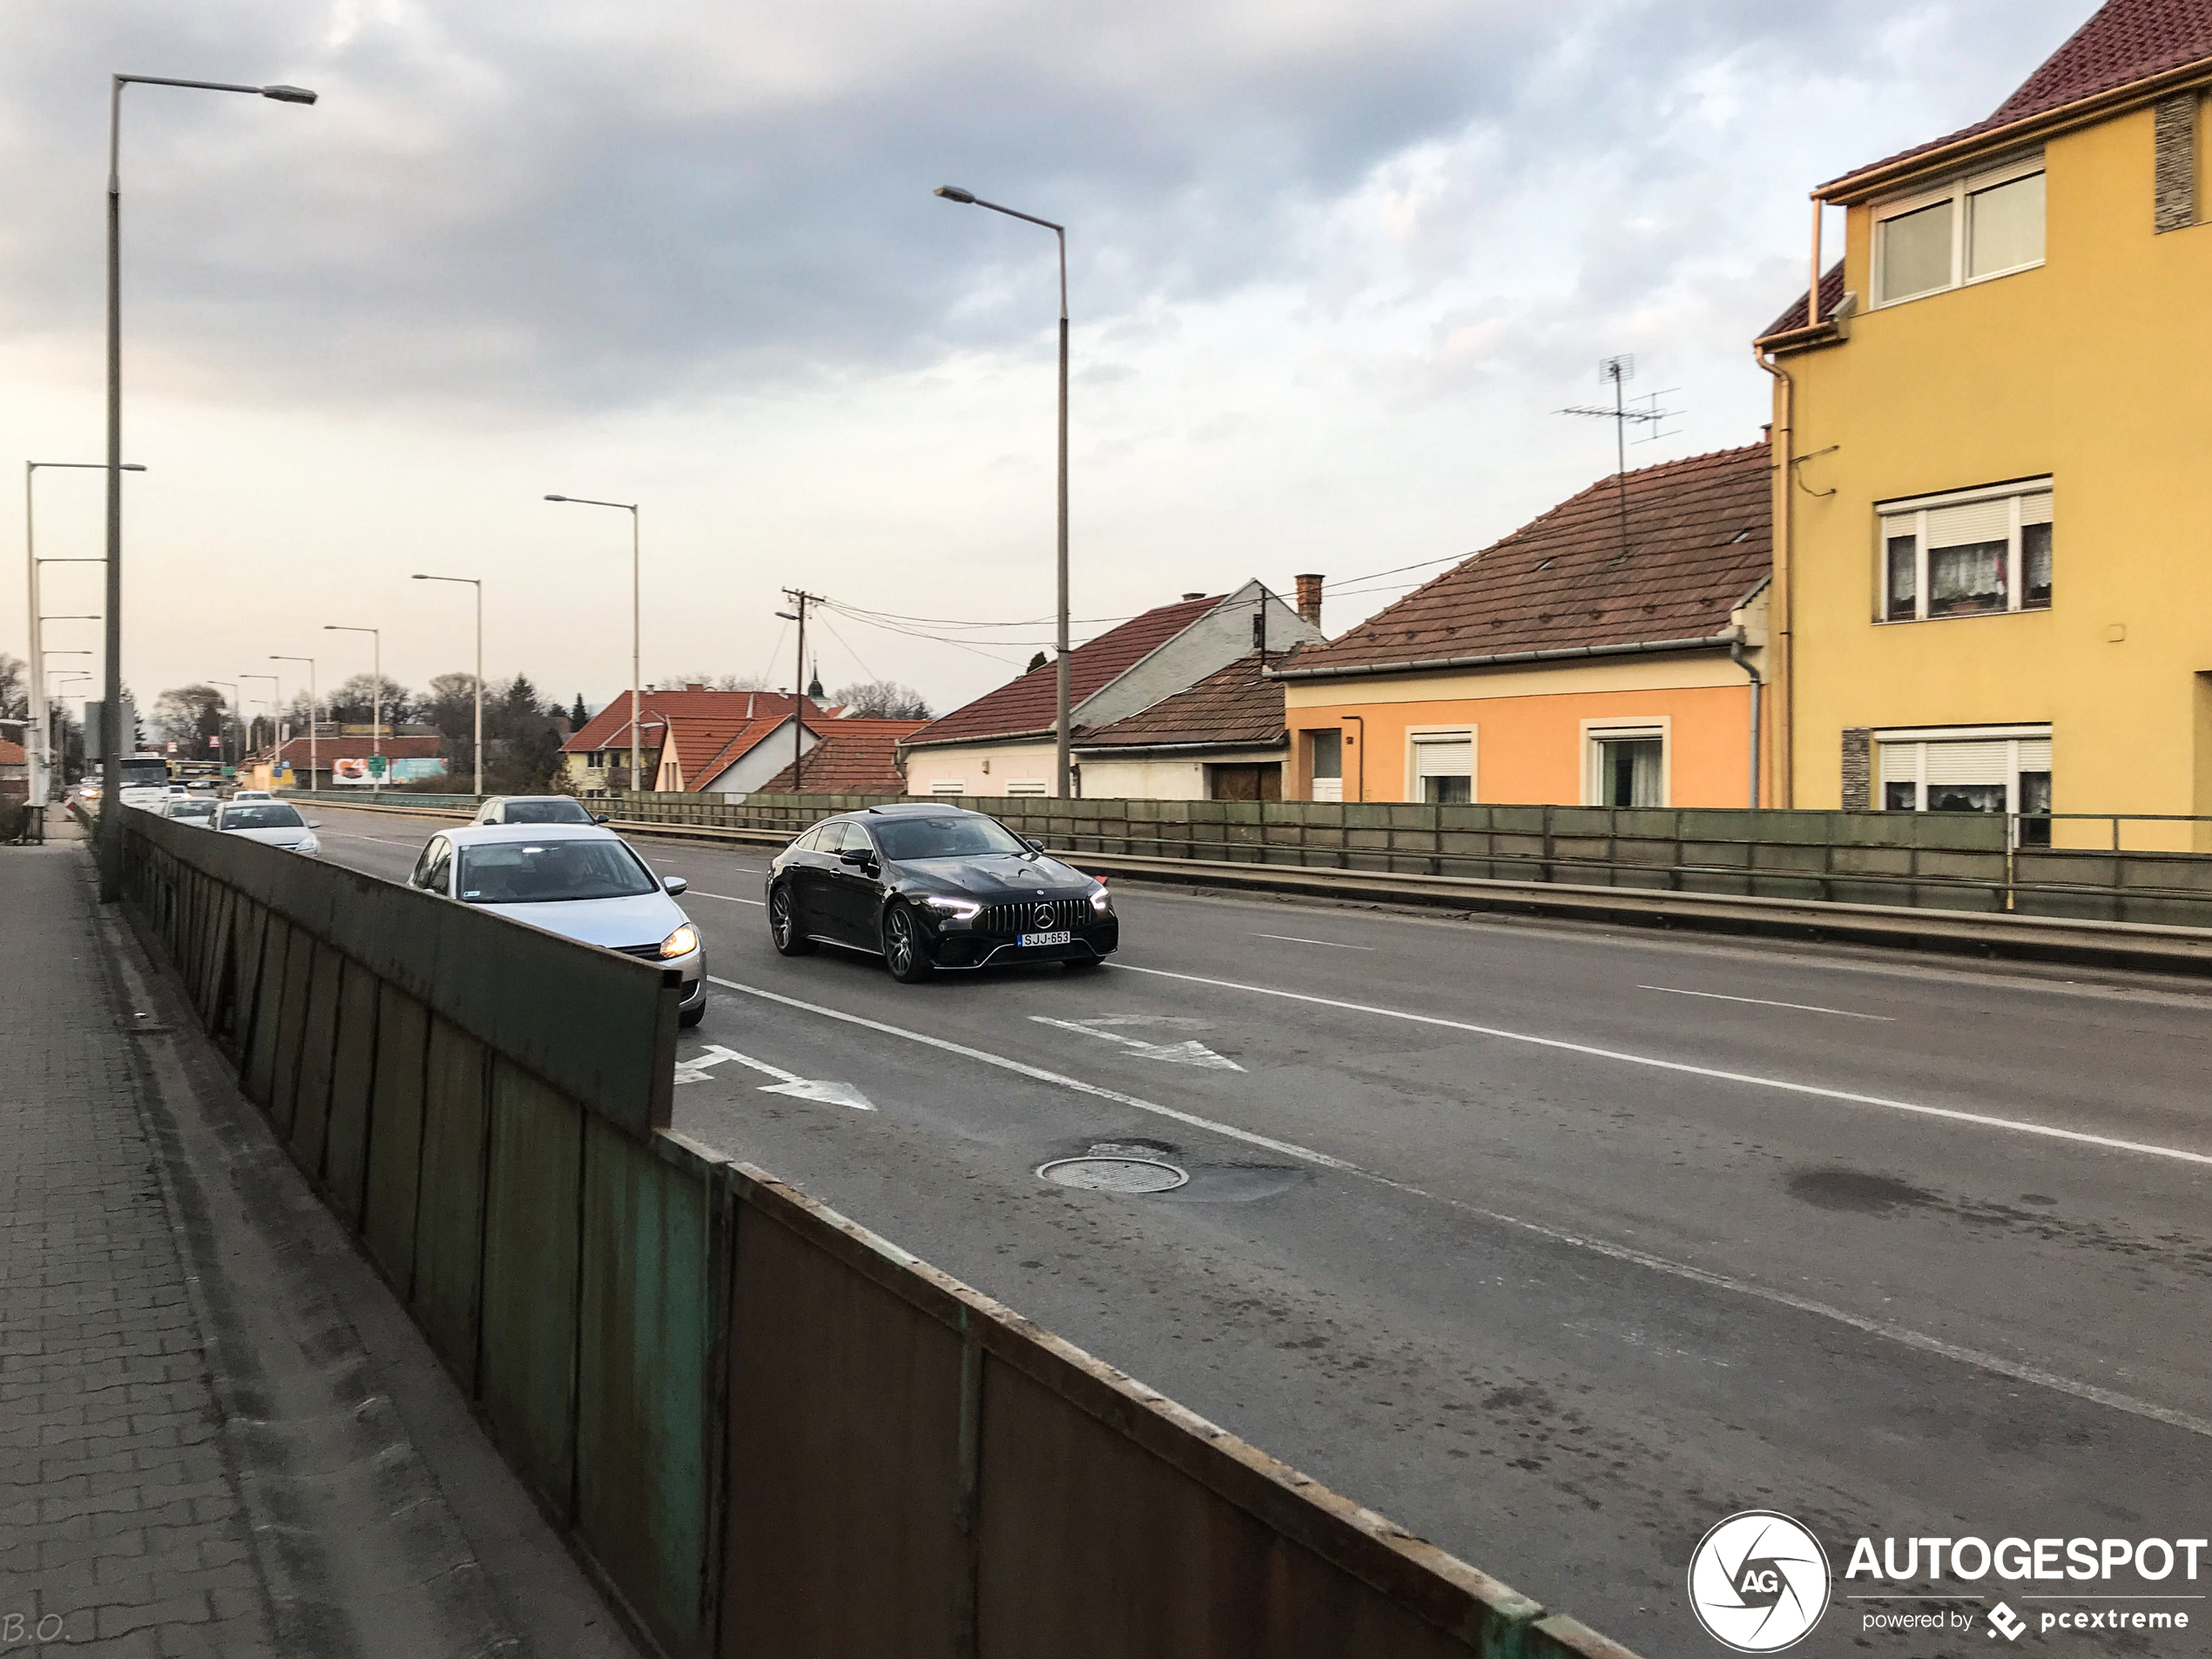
[1923,740,2010,784]
[1413,734,1473,779]
[1878,743,1921,787]
[2016,737,2052,770]
[2018,493,2053,527]
[1924,496,2011,549]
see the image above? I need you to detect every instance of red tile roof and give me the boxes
[755,718,930,794]
[266,734,442,764]
[1760,260,1848,340]
[1277,444,1771,679]
[0,738,24,766]
[562,690,819,757]
[1077,654,1288,750]
[904,595,1226,747]
[1822,0,2212,193]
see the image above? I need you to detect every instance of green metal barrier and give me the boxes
[113,804,1643,1659]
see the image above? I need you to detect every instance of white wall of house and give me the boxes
[1076,581,1323,731]
[695,718,819,798]
[902,738,1057,798]
[1076,746,1285,800]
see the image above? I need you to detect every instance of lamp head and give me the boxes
[261,84,317,105]
[774,611,799,622]
[934,185,976,204]
[120,464,147,472]
[543,494,568,502]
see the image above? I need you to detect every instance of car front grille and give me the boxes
[611,942,664,960]
[976,897,1090,936]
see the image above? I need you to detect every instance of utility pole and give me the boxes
[778,589,820,791]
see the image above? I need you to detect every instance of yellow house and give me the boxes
[1757,0,2212,848]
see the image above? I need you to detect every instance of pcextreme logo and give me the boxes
[1688,1511,1833,1652]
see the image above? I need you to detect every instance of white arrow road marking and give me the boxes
[1028,1015,1244,1070]
[676,1042,874,1109]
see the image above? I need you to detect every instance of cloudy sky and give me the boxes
[2,0,2092,721]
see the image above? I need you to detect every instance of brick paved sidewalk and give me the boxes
[0,841,278,1657]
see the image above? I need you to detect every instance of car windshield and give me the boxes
[223,805,304,830]
[501,798,592,824]
[169,801,215,819]
[870,814,1030,861]
[457,840,657,903]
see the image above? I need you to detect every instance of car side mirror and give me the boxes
[595,813,610,824]
[1023,837,1044,853]
[307,819,321,828]
[663,875,689,895]
[839,849,873,867]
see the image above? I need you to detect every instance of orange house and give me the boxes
[1275,444,1774,808]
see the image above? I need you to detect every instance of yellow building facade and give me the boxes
[1762,17,2212,848]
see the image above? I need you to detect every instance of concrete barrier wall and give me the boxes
[116,806,1641,1659]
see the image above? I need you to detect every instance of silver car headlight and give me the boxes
[922,895,980,921]
[295,834,320,855]
[1089,880,1112,914]
[659,923,699,959]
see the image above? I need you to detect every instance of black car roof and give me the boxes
[863,801,983,817]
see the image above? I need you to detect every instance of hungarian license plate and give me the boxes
[1019,930,1073,948]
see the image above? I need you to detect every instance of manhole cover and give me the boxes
[1037,1156,1190,1194]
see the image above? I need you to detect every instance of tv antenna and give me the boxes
[1558,355,1681,562]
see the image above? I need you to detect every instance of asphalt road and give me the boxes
[307,803,2212,1657]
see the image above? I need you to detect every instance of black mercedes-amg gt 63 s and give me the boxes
[765,803,1116,982]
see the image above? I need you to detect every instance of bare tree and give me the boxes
[828,679,932,719]
[0,653,25,721]
[152,684,229,748]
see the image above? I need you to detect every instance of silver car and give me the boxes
[161,796,219,826]
[469,795,610,826]
[408,824,706,1027]
[213,799,321,855]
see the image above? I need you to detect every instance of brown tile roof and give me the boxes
[1277,444,1771,680]
[755,718,929,793]
[1077,654,1288,750]
[905,594,1225,747]
[0,738,24,766]
[1760,260,1848,340]
[266,734,442,764]
[1821,0,2212,193]
[561,690,819,757]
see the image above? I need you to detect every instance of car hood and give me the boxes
[226,826,313,845]
[898,852,1096,901]
[470,890,690,952]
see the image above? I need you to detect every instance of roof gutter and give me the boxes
[1264,634,1737,684]
[1817,57,2212,203]
[1071,737,1286,756]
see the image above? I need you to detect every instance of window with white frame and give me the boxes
[1408,729,1474,805]
[929,780,965,795]
[1308,729,1343,803]
[1878,478,2052,622]
[1877,725,2053,843]
[1585,723,1666,808]
[1874,152,2045,307]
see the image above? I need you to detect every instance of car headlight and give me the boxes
[1089,880,1112,914]
[922,894,981,921]
[296,835,320,855]
[659,924,699,959]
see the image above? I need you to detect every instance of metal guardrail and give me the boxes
[110,803,1643,1659]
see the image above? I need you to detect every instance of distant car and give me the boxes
[213,800,321,855]
[230,789,274,801]
[469,795,608,827]
[161,797,218,826]
[408,825,705,1027]
[765,802,1116,983]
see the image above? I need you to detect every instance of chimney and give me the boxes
[1294,573,1324,631]
[685,683,705,692]
[1181,591,1206,601]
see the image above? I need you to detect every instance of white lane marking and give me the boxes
[1256,934,1376,951]
[1119,965,2212,1170]
[709,977,2212,1441]
[691,891,766,907]
[1638,984,1893,1022]
[678,1042,873,1109]
[707,977,1350,1168]
[1028,1015,1244,1070]
[319,831,421,846]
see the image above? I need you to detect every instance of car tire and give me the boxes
[769,884,815,956]
[882,904,934,983]
[678,1001,705,1028]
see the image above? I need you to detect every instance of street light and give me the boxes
[270,654,317,791]
[322,624,381,772]
[934,183,1072,798]
[239,671,279,779]
[543,495,641,792]
[412,574,482,797]
[25,460,143,813]
[206,680,239,772]
[103,73,315,893]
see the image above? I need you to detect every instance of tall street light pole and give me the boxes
[322,624,381,776]
[544,496,639,791]
[934,185,1071,798]
[412,574,482,797]
[103,73,314,895]
[239,671,278,779]
[26,460,143,807]
[206,680,238,772]
[270,654,317,791]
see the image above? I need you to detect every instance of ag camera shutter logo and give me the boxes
[1689,1511,1832,1652]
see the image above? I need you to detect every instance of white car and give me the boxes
[213,799,321,855]
[230,789,274,801]
[161,797,219,826]
[469,795,609,827]
[408,824,706,1026]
